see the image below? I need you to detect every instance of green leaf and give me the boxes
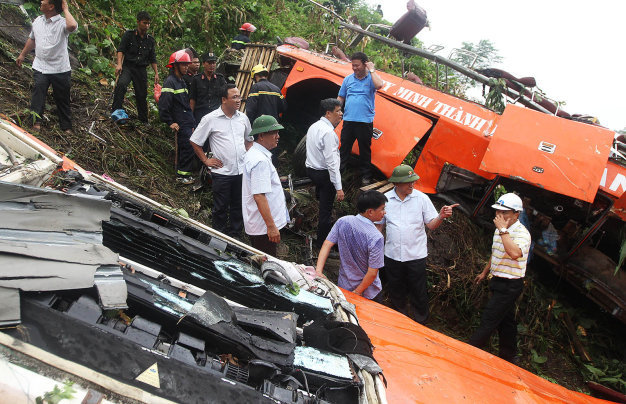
[583,364,605,378]
[531,349,547,364]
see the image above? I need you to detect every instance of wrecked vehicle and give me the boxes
[0,115,612,403]
[255,26,626,324]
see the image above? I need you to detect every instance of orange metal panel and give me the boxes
[279,45,500,132]
[480,105,614,202]
[283,60,433,177]
[346,290,611,404]
[415,117,496,193]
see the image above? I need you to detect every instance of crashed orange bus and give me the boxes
[272,39,626,326]
[0,113,614,404]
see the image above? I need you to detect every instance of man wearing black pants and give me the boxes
[469,193,531,363]
[16,0,77,132]
[111,11,158,123]
[381,164,457,323]
[305,98,345,247]
[337,52,383,185]
[190,84,252,237]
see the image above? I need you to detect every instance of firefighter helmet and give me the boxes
[250,64,269,78]
[166,50,191,68]
[239,22,256,32]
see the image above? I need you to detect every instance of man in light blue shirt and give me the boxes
[337,52,383,185]
[381,165,457,323]
[316,191,387,300]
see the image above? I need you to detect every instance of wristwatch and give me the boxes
[369,68,375,73]
[498,227,509,235]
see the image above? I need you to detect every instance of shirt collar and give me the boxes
[216,107,240,119]
[389,188,417,201]
[319,117,334,128]
[252,142,272,158]
[356,213,375,225]
[47,14,62,23]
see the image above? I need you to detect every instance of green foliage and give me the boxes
[583,361,626,391]
[485,78,506,114]
[461,39,503,70]
[35,381,76,404]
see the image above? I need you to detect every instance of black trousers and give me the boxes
[249,233,278,257]
[175,126,196,176]
[31,70,72,130]
[211,173,243,238]
[339,121,373,179]
[306,167,336,246]
[469,276,524,362]
[384,256,428,323]
[111,64,148,122]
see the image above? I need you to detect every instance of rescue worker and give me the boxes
[380,164,457,323]
[189,52,226,123]
[469,193,531,363]
[337,52,383,185]
[110,11,158,123]
[242,115,289,256]
[246,64,287,165]
[231,23,256,50]
[246,64,286,123]
[158,50,196,184]
[16,0,78,132]
[183,47,200,87]
[190,84,252,238]
[305,98,345,248]
[316,191,387,301]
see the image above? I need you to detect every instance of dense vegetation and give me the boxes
[0,0,624,398]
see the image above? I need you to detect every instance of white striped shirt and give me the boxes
[489,220,531,279]
[30,14,74,74]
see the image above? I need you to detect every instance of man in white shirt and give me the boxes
[381,164,457,324]
[242,115,289,256]
[190,83,252,238]
[305,98,345,247]
[16,0,78,132]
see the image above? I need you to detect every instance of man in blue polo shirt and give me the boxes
[337,52,383,185]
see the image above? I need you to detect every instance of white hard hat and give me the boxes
[491,193,523,212]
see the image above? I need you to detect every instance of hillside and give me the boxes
[1,0,625,399]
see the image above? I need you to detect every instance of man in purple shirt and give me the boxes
[315,191,387,300]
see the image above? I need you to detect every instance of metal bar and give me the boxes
[338,22,553,115]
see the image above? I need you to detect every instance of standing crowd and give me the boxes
[16,5,532,364]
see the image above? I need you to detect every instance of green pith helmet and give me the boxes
[388,164,419,183]
[250,115,284,137]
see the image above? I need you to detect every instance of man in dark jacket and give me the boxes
[246,64,286,164]
[182,47,199,88]
[158,50,196,184]
[190,52,226,124]
[111,11,158,123]
[231,23,255,50]
[246,64,286,123]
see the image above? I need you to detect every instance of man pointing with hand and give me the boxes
[380,164,458,324]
